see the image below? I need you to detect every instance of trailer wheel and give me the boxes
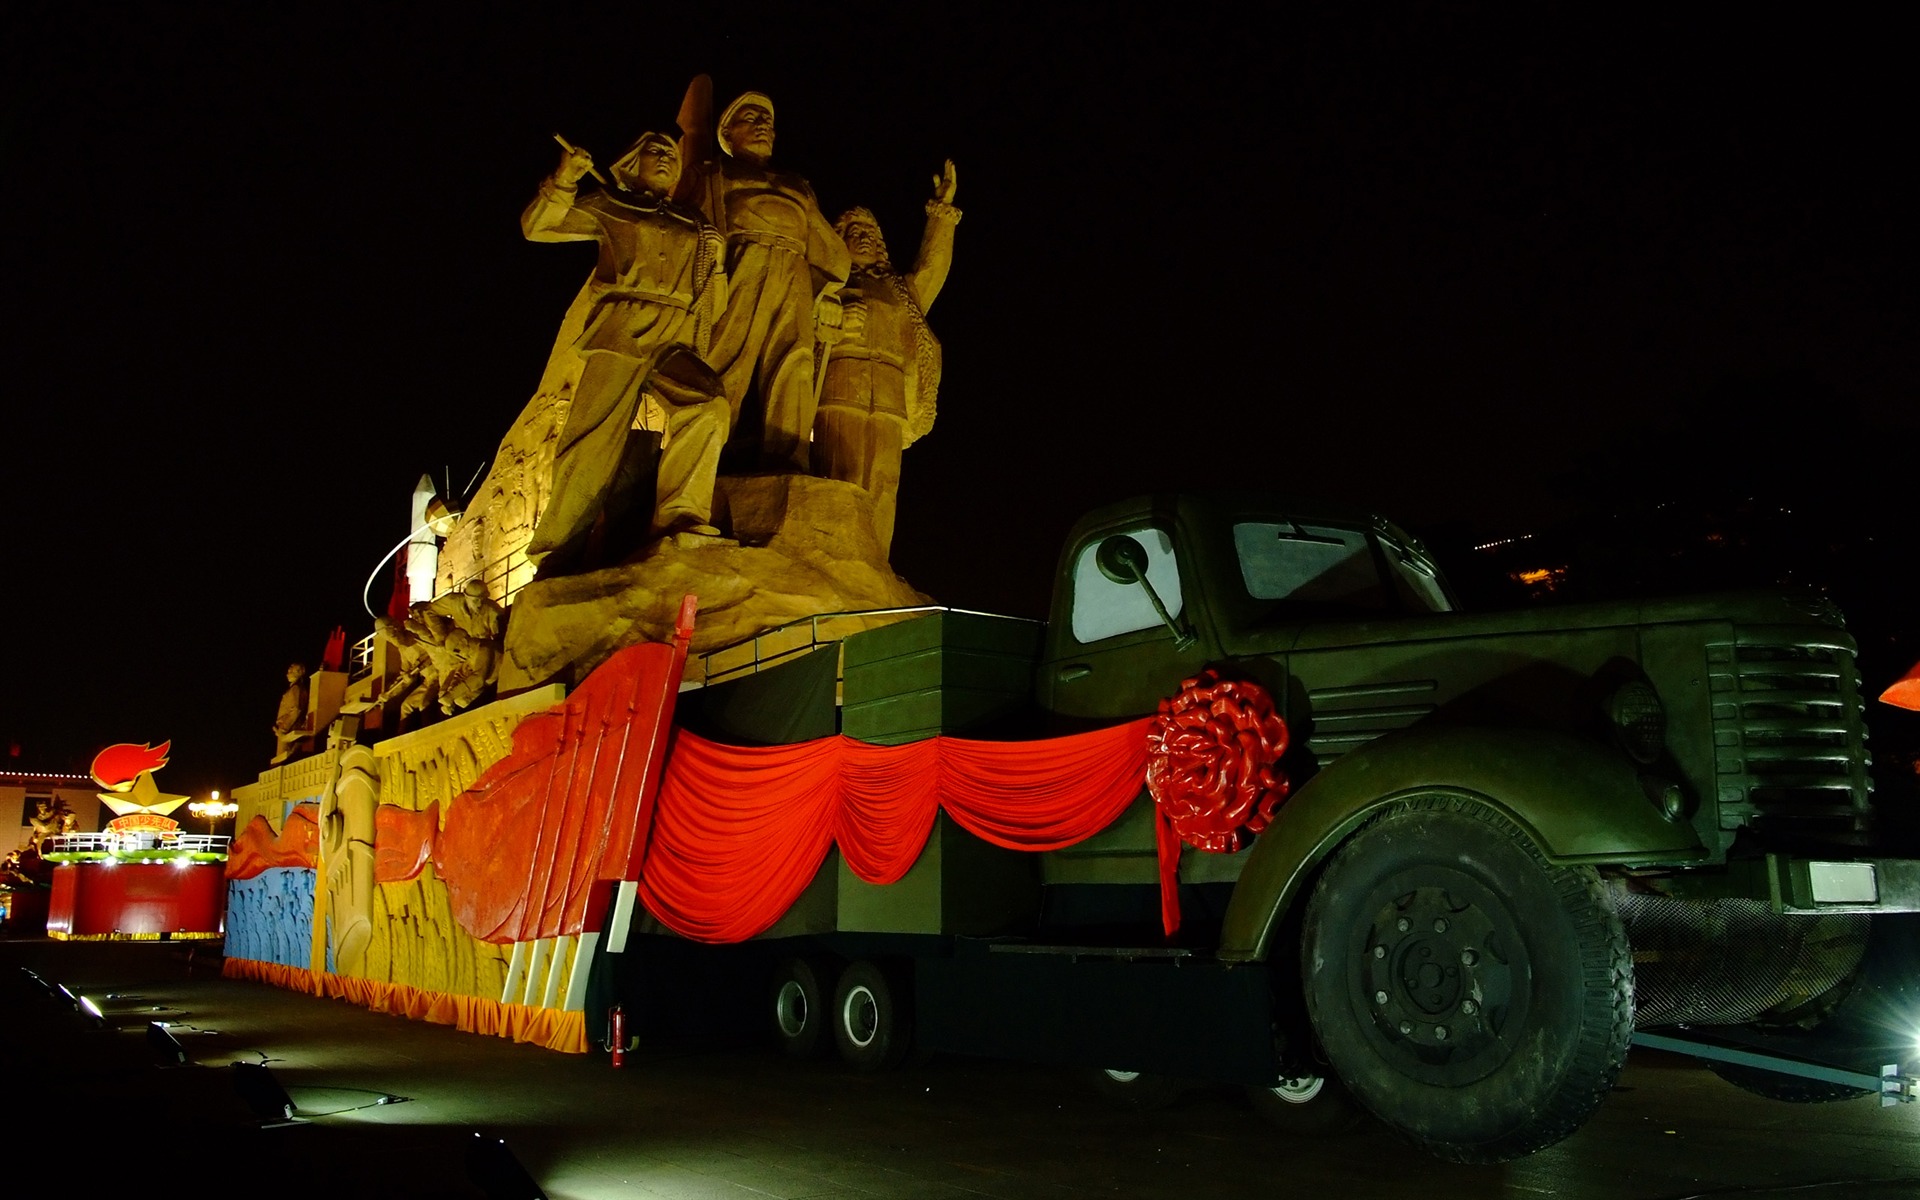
[1084,1068,1182,1110]
[770,957,832,1059]
[1302,797,1633,1163]
[1245,1068,1365,1135]
[833,960,913,1071]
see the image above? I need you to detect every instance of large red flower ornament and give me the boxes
[1145,670,1291,854]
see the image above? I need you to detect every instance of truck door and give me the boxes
[1040,522,1218,720]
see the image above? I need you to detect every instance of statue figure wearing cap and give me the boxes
[522,130,732,568]
[675,77,852,473]
[813,163,961,557]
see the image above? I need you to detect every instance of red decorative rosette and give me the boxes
[1145,670,1291,854]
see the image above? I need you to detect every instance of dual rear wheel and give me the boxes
[769,956,913,1070]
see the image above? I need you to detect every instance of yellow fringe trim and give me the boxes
[221,957,589,1053]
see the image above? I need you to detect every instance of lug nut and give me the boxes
[1460,950,1478,966]
[1397,918,1411,933]
[1373,945,1386,959]
[1461,1000,1478,1015]
[1375,990,1389,1005]
[1398,1021,1413,1035]
[1433,918,1449,933]
[1434,1026,1449,1041]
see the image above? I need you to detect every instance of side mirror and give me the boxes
[1093,534,1196,650]
[1095,534,1150,585]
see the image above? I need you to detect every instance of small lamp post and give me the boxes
[188,792,238,835]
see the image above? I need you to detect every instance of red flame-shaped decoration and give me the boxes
[90,741,172,791]
[1882,659,1920,713]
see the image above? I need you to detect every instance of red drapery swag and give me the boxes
[637,720,1153,944]
[390,634,1171,948]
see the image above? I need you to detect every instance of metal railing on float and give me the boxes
[42,831,231,860]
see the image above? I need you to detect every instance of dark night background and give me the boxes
[1,4,1914,800]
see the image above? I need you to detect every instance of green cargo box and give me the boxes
[840,611,1043,746]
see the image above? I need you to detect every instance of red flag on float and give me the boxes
[321,626,347,673]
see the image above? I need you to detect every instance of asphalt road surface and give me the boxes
[4,937,1917,1199]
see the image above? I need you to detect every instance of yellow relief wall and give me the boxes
[317,686,567,1000]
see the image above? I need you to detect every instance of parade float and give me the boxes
[36,741,229,941]
[223,75,1920,1164]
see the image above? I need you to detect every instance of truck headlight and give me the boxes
[1607,680,1667,765]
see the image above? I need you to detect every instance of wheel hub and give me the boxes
[1355,870,1530,1086]
[842,985,879,1048]
[775,980,808,1038]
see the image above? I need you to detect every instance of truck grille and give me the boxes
[1706,628,1872,839]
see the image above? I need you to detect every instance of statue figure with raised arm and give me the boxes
[522,130,732,569]
[814,162,961,556]
[675,77,851,473]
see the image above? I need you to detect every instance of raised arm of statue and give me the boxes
[908,160,962,313]
[673,74,727,236]
[520,146,601,243]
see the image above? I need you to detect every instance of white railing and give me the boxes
[45,832,231,856]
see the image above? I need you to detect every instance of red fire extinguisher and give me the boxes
[609,1004,627,1068]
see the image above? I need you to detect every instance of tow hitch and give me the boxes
[1633,1031,1920,1107]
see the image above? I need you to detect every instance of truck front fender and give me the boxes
[1217,724,1709,963]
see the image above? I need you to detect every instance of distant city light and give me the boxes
[1473,534,1536,552]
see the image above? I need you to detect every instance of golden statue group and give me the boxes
[524,76,959,574]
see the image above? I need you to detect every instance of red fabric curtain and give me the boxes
[637,719,1151,943]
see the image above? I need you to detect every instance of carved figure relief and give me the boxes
[815,163,961,555]
[523,131,733,572]
[675,79,852,473]
[271,663,311,765]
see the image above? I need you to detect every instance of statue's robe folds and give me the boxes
[522,181,729,559]
[680,157,850,471]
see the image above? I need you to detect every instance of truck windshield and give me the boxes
[1234,522,1389,610]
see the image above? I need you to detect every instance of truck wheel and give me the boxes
[1708,1062,1872,1103]
[833,960,913,1071]
[1245,1068,1365,1135]
[770,956,831,1059]
[1302,797,1633,1163]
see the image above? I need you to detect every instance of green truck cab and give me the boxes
[674,491,1913,1163]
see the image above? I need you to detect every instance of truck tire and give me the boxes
[1301,797,1633,1163]
[833,960,913,1071]
[1245,1068,1365,1135]
[770,956,832,1059]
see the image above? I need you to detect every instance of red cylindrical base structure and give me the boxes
[46,861,226,940]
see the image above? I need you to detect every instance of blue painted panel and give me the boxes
[225,868,315,969]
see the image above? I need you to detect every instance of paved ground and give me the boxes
[5,936,1920,1199]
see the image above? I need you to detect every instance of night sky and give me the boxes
[2,5,1913,797]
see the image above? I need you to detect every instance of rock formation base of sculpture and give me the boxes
[499,474,929,692]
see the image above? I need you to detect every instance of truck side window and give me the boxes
[1234,522,1389,610]
[1070,528,1185,643]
